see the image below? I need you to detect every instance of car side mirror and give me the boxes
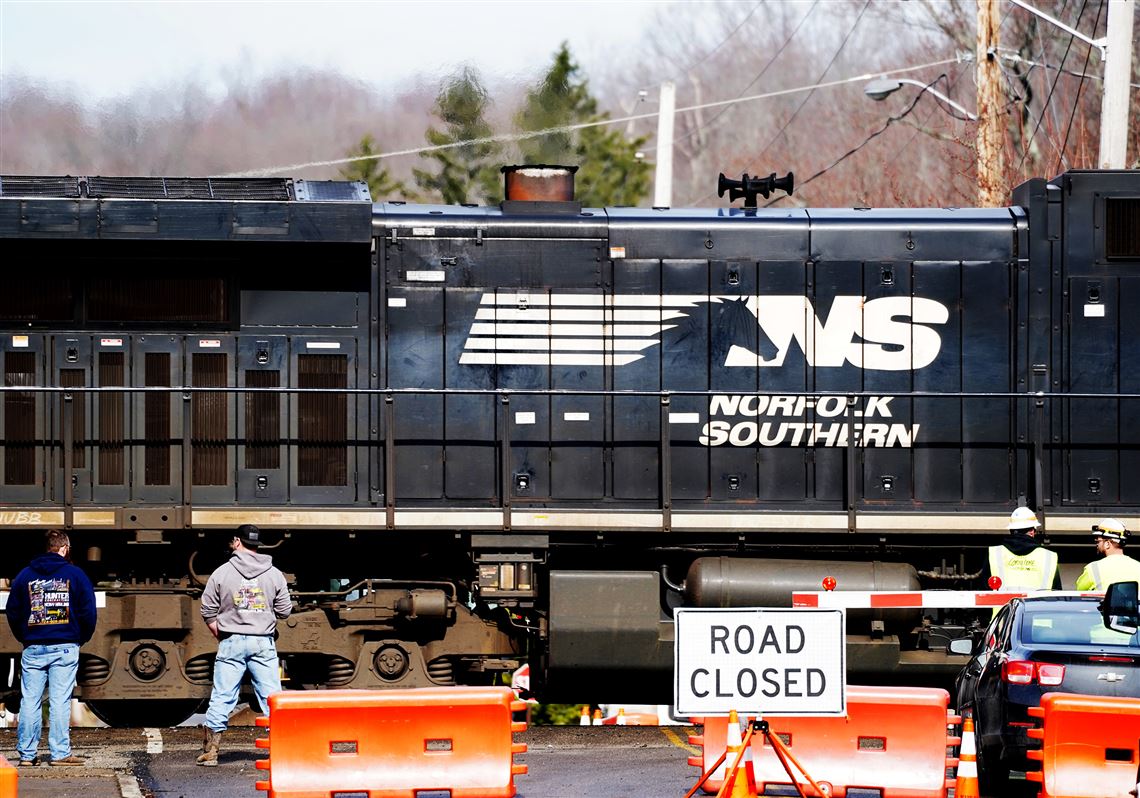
[1100,581,1140,635]
[948,638,974,655]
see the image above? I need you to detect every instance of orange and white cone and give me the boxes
[592,708,603,726]
[723,710,756,798]
[616,708,627,726]
[955,716,980,798]
[579,706,591,726]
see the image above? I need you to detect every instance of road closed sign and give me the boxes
[674,607,846,716]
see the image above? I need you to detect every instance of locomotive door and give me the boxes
[131,336,183,503]
[186,336,237,504]
[0,333,46,502]
[289,336,357,504]
[52,335,93,502]
[237,336,287,503]
[1063,276,1140,504]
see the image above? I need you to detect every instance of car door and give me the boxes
[973,603,1015,750]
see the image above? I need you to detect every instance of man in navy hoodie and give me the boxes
[6,529,97,767]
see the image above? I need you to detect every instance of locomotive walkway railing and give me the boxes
[0,384,1136,532]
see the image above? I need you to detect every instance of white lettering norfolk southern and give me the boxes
[458,293,950,371]
[699,394,920,448]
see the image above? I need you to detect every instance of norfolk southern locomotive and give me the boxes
[0,167,1137,726]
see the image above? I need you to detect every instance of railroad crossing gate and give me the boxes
[674,607,846,716]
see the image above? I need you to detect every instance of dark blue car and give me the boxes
[952,593,1140,794]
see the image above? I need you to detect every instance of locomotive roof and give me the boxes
[0,175,373,243]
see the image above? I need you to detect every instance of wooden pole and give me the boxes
[976,0,1005,206]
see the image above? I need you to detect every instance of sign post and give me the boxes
[674,607,846,717]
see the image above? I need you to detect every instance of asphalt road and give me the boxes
[4,725,1033,798]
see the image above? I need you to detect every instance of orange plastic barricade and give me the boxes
[688,686,961,798]
[0,754,15,798]
[254,686,528,798]
[1026,692,1140,798]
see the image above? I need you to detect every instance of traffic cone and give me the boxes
[955,716,980,798]
[723,710,756,798]
[616,708,626,726]
[592,708,603,726]
[579,706,591,726]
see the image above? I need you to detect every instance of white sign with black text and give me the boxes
[674,607,846,717]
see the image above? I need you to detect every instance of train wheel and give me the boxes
[86,698,204,728]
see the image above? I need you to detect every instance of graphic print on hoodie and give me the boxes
[28,578,72,626]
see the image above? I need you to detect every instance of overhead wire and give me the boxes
[1014,0,1088,174]
[224,55,964,178]
[1053,0,1104,172]
[661,1,765,86]
[672,0,819,148]
[761,77,948,208]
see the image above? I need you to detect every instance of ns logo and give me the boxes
[714,295,950,371]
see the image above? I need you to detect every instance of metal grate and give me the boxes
[98,353,125,485]
[192,353,228,486]
[297,355,347,487]
[1105,197,1140,259]
[294,180,371,202]
[59,369,87,469]
[0,278,75,322]
[144,353,171,486]
[4,352,37,485]
[245,370,280,469]
[0,175,80,197]
[85,176,291,201]
[88,277,228,323]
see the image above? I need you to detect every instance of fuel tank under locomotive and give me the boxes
[545,558,922,702]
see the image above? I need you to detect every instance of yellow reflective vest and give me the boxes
[1074,553,1140,591]
[988,545,1059,591]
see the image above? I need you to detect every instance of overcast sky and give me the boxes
[0,0,676,102]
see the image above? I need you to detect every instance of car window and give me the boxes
[1022,608,1139,647]
[985,606,1012,651]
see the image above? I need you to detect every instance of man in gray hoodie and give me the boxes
[197,524,291,766]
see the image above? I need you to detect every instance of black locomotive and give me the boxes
[0,167,1136,726]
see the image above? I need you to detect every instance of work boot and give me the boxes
[196,727,222,767]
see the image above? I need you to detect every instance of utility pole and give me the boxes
[654,81,676,208]
[976,0,1005,206]
[1099,0,1136,169]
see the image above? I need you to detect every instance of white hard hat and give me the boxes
[1092,518,1129,544]
[1007,506,1040,530]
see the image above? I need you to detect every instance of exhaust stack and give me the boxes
[501,165,582,214]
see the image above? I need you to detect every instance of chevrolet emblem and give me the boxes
[1097,672,1126,683]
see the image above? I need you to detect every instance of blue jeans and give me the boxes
[204,634,281,732]
[17,643,79,761]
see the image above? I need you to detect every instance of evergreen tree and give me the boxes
[413,67,501,205]
[516,43,650,207]
[339,134,410,200]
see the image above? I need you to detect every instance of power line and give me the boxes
[673,0,819,148]
[224,55,963,178]
[663,1,765,85]
[1015,0,1089,174]
[1054,0,1104,172]
[743,0,872,175]
[762,77,951,208]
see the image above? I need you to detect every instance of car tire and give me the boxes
[977,742,1010,796]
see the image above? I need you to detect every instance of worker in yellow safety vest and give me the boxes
[988,507,1061,592]
[1074,518,1140,591]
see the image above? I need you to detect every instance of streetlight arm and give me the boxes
[1008,0,1107,57]
[895,79,979,121]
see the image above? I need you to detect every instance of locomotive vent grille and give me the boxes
[3,352,37,486]
[1105,197,1140,259]
[85,176,292,201]
[98,352,126,486]
[297,354,348,487]
[192,353,229,486]
[0,175,81,197]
